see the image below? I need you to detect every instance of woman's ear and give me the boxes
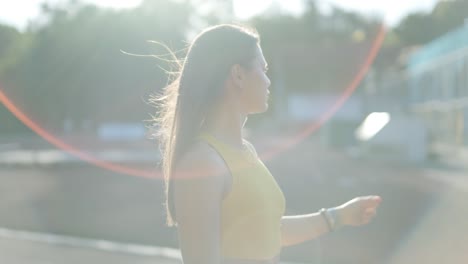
[230,64,244,88]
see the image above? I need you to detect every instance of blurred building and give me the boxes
[407,22,468,152]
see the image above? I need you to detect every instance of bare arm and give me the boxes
[280,211,330,247]
[281,196,382,247]
[172,144,228,264]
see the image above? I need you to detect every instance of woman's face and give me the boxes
[238,44,271,114]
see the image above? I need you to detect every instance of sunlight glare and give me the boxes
[84,0,142,9]
[233,0,273,19]
[356,112,391,141]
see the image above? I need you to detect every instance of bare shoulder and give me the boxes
[172,140,228,199]
[175,141,228,177]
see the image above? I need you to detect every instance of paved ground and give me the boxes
[0,237,181,264]
[0,133,466,264]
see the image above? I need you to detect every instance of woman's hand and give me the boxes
[336,195,382,227]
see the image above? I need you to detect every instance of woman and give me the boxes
[153,24,382,264]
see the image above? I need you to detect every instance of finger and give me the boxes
[362,195,381,202]
[362,196,382,207]
[373,196,382,205]
[364,209,376,218]
[362,211,376,224]
[361,213,373,224]
[369,195,382,203]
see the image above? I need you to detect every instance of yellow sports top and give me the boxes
[198,132,286,260]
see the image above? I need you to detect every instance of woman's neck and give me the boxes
[202,107,247,148]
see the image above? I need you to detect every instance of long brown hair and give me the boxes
[150,24,260,227]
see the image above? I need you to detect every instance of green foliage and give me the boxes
[0,0,465,134]
[1,0,192,133]
[393,0,468,46]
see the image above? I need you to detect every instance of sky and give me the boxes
[0,0,440,31]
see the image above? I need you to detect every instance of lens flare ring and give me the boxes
[0,24,386,179]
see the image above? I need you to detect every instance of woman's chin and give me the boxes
[258,103,269,113]
[248,105,268,114]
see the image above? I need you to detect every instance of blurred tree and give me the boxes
[3,0,192,133]
[1,0,465,135]
[394,12,435,46]
[0,25,20,62]
[0,24,34,134]
[251,2,380,94]
[394,0,468,46]
[431,0,468,37]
